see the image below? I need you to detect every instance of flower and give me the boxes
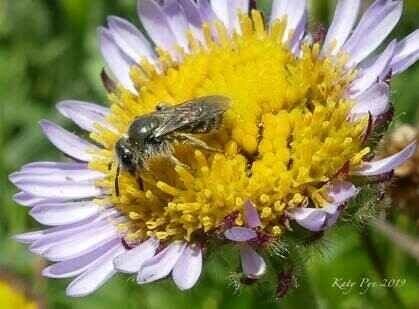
[0,272,39,309]
[9,0,419,298]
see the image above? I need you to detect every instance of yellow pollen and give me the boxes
[90,11,368,242]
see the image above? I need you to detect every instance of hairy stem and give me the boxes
[360,226,406,308]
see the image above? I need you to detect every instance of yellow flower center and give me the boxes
[90,11,368,243]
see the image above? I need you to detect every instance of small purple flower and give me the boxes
[9,0,418,298]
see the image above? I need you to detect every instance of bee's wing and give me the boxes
[151,103,203,138]
[151,96,229,138]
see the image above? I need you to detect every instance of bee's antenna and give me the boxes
[115,164,121,197]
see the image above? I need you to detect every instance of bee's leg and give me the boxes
[174,133,223,153]
[167,144,190,170]
[168,152,190,170]
[136,175,144,191]
[115,165,121,197]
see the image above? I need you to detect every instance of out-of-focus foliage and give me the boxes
[1,1,418,308]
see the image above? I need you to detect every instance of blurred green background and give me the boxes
[1,0,419,308]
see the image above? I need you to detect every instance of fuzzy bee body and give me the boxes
[114,96,230,194]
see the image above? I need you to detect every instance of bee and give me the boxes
[114,96,230,195]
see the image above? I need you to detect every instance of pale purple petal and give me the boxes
[57,100,110,132]
[270,0,307,44]
[210,0,230,30]
[325,181,360,205]
[11,179,102,199]
[323,206,341,229]
[178,0,205,42]
[99,27,138,94]
[113,237,159,273]
[391,30,419,74]
[10,168,104,184]
[39,120,98,162]
[13,192,64,208]
[29,213,116,255]
[137,242,186,284]
[224,227,257,242]
[161,0,190,51]
[138,0,179,59]
[66,244,125,297]
[290,9,307,55]
[42,238,120,279]
[42,223,119,262]
[107,16,156,64]
[351,40,397,94]
[197,0,217,23]
[353,142,417,176]
[287,181,359,232]
[240,244,266,279]
[322,0,361,55]
[172,245,203,290]
[343,0,403,67]
[351,83,390,118]
[287,207,327,232]
[14,231,45,244]
[243,201,261,228]
[20,161,88,172]
[228,0,249,33]
[30,201,101,226]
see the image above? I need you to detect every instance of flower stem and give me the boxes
[258,250,319,308]
[360,226,406,308]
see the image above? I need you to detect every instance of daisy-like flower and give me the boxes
[10,0,419,298]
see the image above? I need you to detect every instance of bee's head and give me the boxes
[115,137,136,173]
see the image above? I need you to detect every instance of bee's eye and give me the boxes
[116,139,135,171]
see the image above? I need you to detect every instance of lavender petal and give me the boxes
[391,29,419,74]
[270,0,307,45]
[30,201,101,226]
[14,231,45,245]
[322,0,361,55]
[172,245,203,290]
[13,192,64,208]
[57,100,110,132]
[351,83,390,118]
[137,0,179,60]
[325,181,360,205]
[43,238,120,279]
[113,237,159,274]
[343,0,403,67]
[99,27,138,94]
[11,178,102,199]
[210,0,231,31]
[287,208,327,232]
[137,242,186,284]
[107,16,156,64]
[240,244,266,279]
[10,168,104,184]
[42,224,119,262]
[178,0,204,41]
[39,120,98,162]
[224,227,257,242]
[66,244,125,297]
[353,142,417,176]
[161,0,190,51]
[243,201,262,228]
[351,40,396,94]
[228,0,249,33]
